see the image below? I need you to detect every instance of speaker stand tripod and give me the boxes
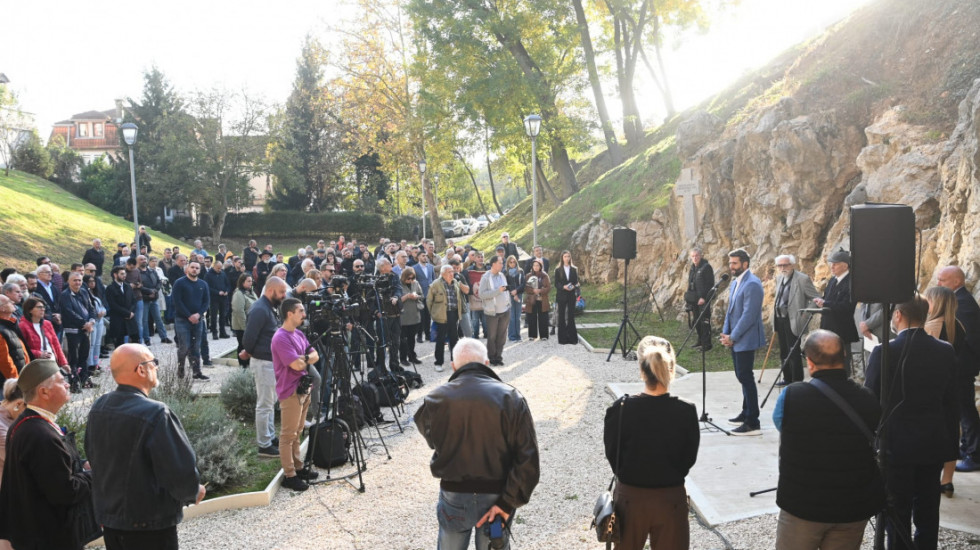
[608,257,640,361]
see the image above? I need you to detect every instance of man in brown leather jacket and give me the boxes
[414,338,540,550]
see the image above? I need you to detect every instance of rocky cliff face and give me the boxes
[567,78,980,319]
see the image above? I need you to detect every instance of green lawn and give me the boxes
[577,282,739,372]
[0,170,184,273]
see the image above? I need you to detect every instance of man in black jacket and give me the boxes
[414,338,539,549]
[866,297,958,550]
[60,273,96,392]
[204,262,231,340]
[0,359,93,550]
[937,265,980,472]
[105,266,140,349]
[772,330,884,549]
[139,257,170,345]
[86,344,204,550]
[813,250,858,375]
[243,240,260,273]
[82,238,106,279]
[686,247,715,350]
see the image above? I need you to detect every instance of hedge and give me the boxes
[165,211,419,242]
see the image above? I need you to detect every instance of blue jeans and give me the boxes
[253,358,277,448]
[174,318,205,373]
[437,490,510,550]
[732,349,759,426]
[469,310,487,338]
[508,295,523,341]
[134,300,145,342]
[88,318,105,367]
[141,300,168,342]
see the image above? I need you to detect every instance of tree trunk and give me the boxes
[651,15,676,118]
[424,176,446,250]
[572,0,624,166]
[605,0,647,148]
[535,161,560,204]
[483,22,579,198]
[455,149,489,218]
[485,136,503,216]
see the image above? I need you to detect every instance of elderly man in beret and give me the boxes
[0,359,94,549]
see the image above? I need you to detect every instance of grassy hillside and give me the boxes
[0,170,184,274]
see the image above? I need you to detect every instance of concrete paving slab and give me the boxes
[608,370,980,534]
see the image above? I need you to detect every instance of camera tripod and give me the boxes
[302,326,392,492]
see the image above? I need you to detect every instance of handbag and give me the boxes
[592,395,626,547]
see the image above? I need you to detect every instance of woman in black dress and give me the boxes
[603,336,700,549]
[554,250,579,344]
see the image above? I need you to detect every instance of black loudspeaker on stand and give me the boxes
[608,228,639,361]
[851,203,915,550]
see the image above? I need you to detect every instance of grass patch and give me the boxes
[0,170,184,273]
[578,283,736,372]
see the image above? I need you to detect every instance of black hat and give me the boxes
[828,250,851,264]
[260,250,273,258]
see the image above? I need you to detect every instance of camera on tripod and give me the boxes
[303,290,353,335]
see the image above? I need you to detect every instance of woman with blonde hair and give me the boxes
[603,337,699,549]
[923,285,965,497]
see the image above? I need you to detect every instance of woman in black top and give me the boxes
[603,336,700,550]
[554,251,579,344]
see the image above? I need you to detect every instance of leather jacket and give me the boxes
[414,363,540,514]
[85,385,201,530]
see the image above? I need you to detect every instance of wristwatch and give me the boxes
[304,353,310,364]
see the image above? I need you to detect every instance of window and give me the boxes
[94,123,103,137]
[77,123,88,137]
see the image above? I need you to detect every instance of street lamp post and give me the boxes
[121,122,140,247]
[419,159,427,240]
[523,114,542,248]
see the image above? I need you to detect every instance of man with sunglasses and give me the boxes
[86,344,205,550]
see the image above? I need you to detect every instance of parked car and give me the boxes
[474,215,490,231]
[441,219,464,238]
[459,217,477,235]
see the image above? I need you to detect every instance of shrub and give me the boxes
[220,369,257,423]
[161,393,248,491]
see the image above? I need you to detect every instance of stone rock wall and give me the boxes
[568,78,980,317]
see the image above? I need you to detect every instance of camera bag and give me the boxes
[306,419,351,468]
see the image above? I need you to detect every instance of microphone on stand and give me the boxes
[710,273,731,292]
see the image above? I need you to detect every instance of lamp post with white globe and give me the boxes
[523,114,542,248]
[121,122,140,247]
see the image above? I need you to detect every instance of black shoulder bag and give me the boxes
[592,395,626,548]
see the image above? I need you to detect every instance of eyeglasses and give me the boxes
[33,305,46,310]
[776,264,792,268]
[135,358,159,372]
[406,276,416,280]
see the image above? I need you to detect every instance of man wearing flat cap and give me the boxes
[499,233,518,262]
[813,249,859,375]
[0,359,94,549]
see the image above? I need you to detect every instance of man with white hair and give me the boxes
[772,254,821,385]
[1,280,24,320]
[414,338,540,550]
[0,359,93,549]
[191,239,208,259]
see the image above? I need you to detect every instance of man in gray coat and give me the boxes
[772,255,821,385]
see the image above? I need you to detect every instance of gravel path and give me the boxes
[85,333,977,549]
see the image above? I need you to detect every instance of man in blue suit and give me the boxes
[721,248,766,435]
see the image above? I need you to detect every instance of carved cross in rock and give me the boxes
[675,168,701,241]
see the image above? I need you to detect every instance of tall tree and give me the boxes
[409,0,590,200]
[573,0,624,165]
[268,36,347,212]
[46,135,82,189]
[9,130,52,178]
[601,0,648,147]
[0,83,26,177]
[189,89,267,242]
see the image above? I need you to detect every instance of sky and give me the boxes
[1,0,874,142]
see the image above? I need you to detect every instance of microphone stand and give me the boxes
[759,308,822,408]
[677,276,731,435]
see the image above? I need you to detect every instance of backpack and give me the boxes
[305,419,351,468]
[336,393,368,430]
[368,369,409,407]
[389,364,424,389]
[353,383,383,425]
